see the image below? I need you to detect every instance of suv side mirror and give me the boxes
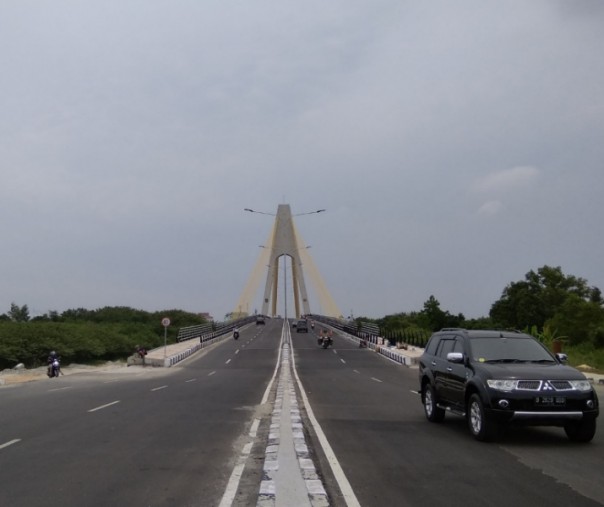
[447,352,465,364]
[555,353,568,363]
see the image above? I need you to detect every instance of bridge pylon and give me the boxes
[234,204,341,319]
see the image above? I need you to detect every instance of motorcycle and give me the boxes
[318,336,333,349]
[47,359,61,378]
[233,330,240,340]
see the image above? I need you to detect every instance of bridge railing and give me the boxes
[307,314,420,366]
[176,316,257,344]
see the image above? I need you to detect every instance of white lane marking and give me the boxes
[48,386,72,392]
[340,358,347,364]
[235,349,240,354]
[208,371,216,376]
[0,439,21,450]
[151,385,168,391]
[353,370,360,374]
[185,378,197,383]
[371,377,383,383]
[291,341,362,507]
[261,324,285,405]
[249,418,260,438]
[88,401,120,413]
[410,390,421,395]
[218,442,254,507]
[225,359,232,365]
[219,324,286,506]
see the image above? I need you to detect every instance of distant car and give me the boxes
[418,328,599,442]
[296,320,308,333]
[256,316,265,325]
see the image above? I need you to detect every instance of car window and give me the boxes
[452,338,464,354]
[425,336,439,356]
[436,338,456,359]
[469,336,555,362]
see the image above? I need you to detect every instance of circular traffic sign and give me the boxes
[161,317,171,327]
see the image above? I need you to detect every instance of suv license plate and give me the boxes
[535,396,566,406]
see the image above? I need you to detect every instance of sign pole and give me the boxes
[162,317,171,359]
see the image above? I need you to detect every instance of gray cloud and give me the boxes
[1,1,603,320]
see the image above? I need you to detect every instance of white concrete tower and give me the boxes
[261,204,311,318]
[234,204,342,319]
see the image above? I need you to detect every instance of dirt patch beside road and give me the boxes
[0,361,129,386]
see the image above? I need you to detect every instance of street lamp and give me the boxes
[244,208,275,216]
[294,209,325,216]
[245,208,326,217]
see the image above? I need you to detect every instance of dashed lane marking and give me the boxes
[151,385,168,391]
[226,359,232,365]
[88,401,120,413]
[208,371,216,376]
[340,359,346,364]
[48,386,72,392]
[371,377,383,383]
[0,439,21,450]
[185,378,197,383]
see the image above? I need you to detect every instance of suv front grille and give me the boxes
[548,380,573,390]
[515,380,576,392]
[517,380,541,390]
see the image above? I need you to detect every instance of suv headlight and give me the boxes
[487,379,518,392]
[568,380,592,392]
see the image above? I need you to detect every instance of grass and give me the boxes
[564,345,604,374]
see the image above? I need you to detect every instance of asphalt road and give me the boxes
[0,322,280,507]
[294,329,604,507]
[1,319,603,507]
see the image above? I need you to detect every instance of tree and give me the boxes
[419,295,464,332]
[546,294,604,345]
[490,265,603,334]
[8,302,30,322]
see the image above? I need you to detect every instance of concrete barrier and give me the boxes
[332,328,421,366]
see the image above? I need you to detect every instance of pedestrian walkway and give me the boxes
[128,334,225,367]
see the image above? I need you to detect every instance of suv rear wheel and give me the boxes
[423,384,445,422]
[467,394,501,442]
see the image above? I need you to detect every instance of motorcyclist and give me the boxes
[47,351,60,377]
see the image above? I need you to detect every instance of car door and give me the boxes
[432,336,456,401]
[444,337,468,409]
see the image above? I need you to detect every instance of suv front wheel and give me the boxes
[467,394,502,442]
[423,384,445,422]
[564,418,596,443]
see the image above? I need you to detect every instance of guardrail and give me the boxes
[177,323,214,342]
[309,314,418,366]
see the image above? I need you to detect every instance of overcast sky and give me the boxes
[1,1,603,322]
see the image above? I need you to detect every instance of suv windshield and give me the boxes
[469,336,555,363]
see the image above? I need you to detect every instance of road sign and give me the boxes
[162,317,171,327]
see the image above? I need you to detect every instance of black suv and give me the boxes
[296,320,309,333]
[418,329,599,442]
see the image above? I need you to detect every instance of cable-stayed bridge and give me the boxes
[233,204,342,319]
